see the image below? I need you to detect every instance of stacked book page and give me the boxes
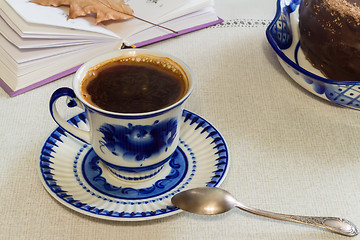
[0,0,222,96]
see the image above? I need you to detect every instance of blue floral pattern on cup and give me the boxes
[98,118,178,161]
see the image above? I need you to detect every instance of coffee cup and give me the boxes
[49,49,194,181]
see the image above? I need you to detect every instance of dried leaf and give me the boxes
[30,0,134,24]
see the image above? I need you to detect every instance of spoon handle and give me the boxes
[236,204,358,237]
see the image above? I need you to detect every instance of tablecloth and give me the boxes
[1,0,360,239]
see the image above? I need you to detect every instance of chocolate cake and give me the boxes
[299,0,360,81]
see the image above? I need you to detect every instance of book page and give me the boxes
[1,0,120,39]
[127,0,188,19]
[124,8,219,46]
[0,33,110,64]
[5,0,120,38]
[106,0,213,40]
[5,0,205,39]
[0,16,104,48]
[0,41,120,90]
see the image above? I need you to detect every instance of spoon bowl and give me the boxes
[171,187,358,237]
[172,187,237,215]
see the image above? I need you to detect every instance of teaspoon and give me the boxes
[171,187,358,237]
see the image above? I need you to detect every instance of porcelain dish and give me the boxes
[266,0,360,110]
[39,110,229,221]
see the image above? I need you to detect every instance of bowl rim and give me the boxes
[265,0,360,85]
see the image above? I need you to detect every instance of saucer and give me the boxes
[39,110,229,221]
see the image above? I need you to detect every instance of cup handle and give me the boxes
[49,87,91,143]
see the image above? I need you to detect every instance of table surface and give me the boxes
[1,1,360,239]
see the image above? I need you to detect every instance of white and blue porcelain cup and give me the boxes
[49,49,194,181]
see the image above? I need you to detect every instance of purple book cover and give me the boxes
[1,18,223,97]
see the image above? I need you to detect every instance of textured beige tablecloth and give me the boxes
[1,1,360,239]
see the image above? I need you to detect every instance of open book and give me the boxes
[0,0,222,97]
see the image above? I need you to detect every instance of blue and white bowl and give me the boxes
[266,0,360,110]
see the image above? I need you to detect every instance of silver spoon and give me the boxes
[171,187,358,237]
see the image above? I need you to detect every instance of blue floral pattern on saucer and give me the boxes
[39,110,229,221]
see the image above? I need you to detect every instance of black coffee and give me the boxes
[81,55,188,113]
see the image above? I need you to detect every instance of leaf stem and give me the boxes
[99,0,178,34]
[132,15,178,34]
